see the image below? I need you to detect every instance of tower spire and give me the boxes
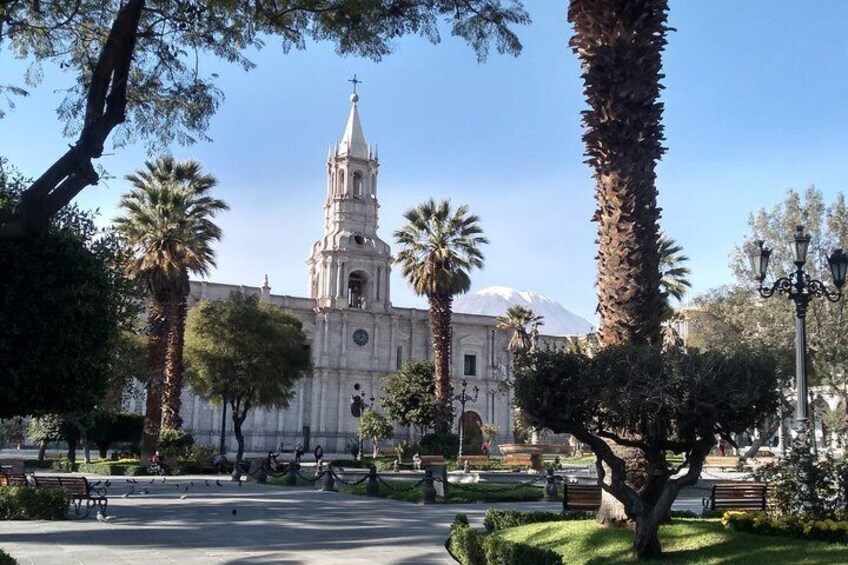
[338,76,368,159]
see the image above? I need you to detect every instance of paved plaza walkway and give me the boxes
[0,477,709,565]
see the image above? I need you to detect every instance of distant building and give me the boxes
[126,91,590,453]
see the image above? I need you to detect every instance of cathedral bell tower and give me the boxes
[308,88,392,312]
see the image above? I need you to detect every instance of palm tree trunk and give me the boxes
[142,293,169,459]
[161,287,188,430]
[429,293,454,434]
[569,0,670,527]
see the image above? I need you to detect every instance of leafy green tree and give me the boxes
[394,199,488,433]
[27,415,66,462]
[358,409,394,458]
[690,188,848,451]
[515,345,781,560]
[185,293,311,468]
[115,156,228,456]
[380,360,439,438]
[0,158,139,418]
[0,0,528,237]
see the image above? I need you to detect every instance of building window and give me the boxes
[396,346,403,370]
[348,272,367,309]
[352,171,363,199]
[464,354,477,376]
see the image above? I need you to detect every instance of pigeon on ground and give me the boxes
[216,480,223,487]
[184,485,189,492]
[148,478,155,484]
[131,478,138,484]
[125,479,132,484]
[141,488,149,495]
[231,509,237,516]
[205,480,210,487]
[190,480,195,486]
[180,494,188,500]
[122,487,135,498]
[96,511,114,523]
[162,477,166,484]
[104,480,112,487]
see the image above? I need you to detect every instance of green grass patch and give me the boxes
[495,518,848,564]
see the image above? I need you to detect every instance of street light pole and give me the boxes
[453,379,479,459]
[350,384,375,461]
[750,225,847,508]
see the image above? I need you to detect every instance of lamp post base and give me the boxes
[792,418,816,513]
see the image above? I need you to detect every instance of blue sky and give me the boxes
[3,0,848,323]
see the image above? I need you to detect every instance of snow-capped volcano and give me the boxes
[453,286,593,336]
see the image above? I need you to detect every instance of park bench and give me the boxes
[703,482,767,512]
[562,484,602,511]
[703,456,753,473]
[457,455,489,469]
[33,476,107,517]
[415,455,446,470]
[503,453,539,470]
[0,473,29,487]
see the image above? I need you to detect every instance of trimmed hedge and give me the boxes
[483,509,591,532]
[449,514,563,565]
[0,487,70,520]
[0,548,17,565]
[77,461,149,476]
[722,511,848,544]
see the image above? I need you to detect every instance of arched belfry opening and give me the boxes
[352,171,364,199]
[337,170,345,195]
[348,271,368,309]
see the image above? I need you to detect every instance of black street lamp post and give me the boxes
[750,225,847,506]
[350,383,375,461]
[453,379,479,459]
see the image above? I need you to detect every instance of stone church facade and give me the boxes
[127,92,581,454]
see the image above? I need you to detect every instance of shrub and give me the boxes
[158,428,195,461]
[483,509,591,532]
[419,432,459,459]
[89,412,144,458]
[330,459,363,468]
[722,511,848,544]
[449,514,485,565]
[0,548,17,565]
[482,535,562,565]
[0,487,70,520]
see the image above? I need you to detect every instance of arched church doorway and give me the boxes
[348,271,367,309]
[459,410,483,454]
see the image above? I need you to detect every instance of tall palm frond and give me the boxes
[659,234,692,303]
[496,305,544,356]
[394,198,488,433]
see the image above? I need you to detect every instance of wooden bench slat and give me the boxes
[563,484,602,511]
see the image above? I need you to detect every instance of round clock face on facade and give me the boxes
[352,329,369,347]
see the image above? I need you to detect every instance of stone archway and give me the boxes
[459,410,483,454]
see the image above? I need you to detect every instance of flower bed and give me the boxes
[722,510,848,544]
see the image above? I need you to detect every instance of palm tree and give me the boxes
[394,199,488,434]
[496,305,544,365]
[115,156,228,455]
[569,0,671,538]
[659,234,692,305]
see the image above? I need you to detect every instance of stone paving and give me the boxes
[0,476,709,565]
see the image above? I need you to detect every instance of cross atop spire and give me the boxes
[348,74,363,95]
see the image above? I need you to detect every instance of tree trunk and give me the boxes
[1,0,145,239]
[67,439,77,464]
[428,293,454,434]
[161,286,188,429]
[743,421,779,459]
[142,293,169,459]
[99,445,109,459]
[38,440,47,462]
[633,515,663,560]
[231,399,250,479]
[568,0,670,525]
[597,445,648,525]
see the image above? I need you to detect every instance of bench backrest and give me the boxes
[503,454,533,462]
[0,473,28,487]
[711,483,766,510]
[419,456,445,464]
[564,484,602,510]
[34,476,90,497]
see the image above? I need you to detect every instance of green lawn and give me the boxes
[495,519,848,564]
